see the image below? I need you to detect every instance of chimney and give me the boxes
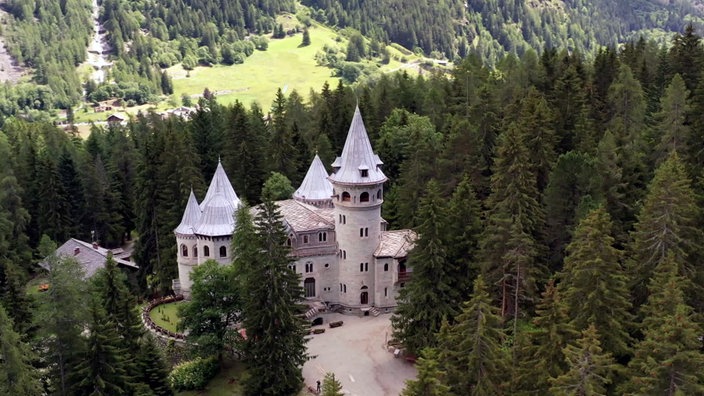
[74,247,80,255]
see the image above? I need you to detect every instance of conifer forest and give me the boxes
[2,1,704,394]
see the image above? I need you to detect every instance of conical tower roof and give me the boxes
[194,193,236,236]
[329,107,386,185]
[175,189,201,235]
[294,154,333,202]
[201,160,240,209]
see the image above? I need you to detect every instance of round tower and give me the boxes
[175,190,201,298]
[329,107,387,310]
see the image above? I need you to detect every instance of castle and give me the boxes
[174,107,414,314]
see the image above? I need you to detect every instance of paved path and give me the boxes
[302,313,417,396]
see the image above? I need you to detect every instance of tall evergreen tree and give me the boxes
[558,207,633,357]
[437,275,508,396]
[623,253,704,395]
[392,180,457,354]
[653,74,690,164]
[321,372,344,396]
[238,199,308,395]
[135,334,173,396]
[549,325,618,396]
[401,348,451,396]
[480,122,543,319]
[627,152,702,309]
[0,303,41,395]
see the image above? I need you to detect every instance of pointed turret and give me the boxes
[329,107,386,185]
[294,154,333,207]
[194,193,236,236]
[175,189,201,235]
[201,160,240,209]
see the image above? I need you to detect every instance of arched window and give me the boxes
[193,246,198,257]
[384,263,389,272]
[303,235,309,243]
[377,189,382,200]
[342,192,351,202]
[360,263,364,272]
[286,238,292,247]
[360,192,369,202]
[181,244,188,257]
[203,246,210,257]
[219,246,227,258]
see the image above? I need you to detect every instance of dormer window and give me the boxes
[360,169,368,177]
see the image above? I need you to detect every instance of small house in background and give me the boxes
[106,112,127,124]
[39,238,137,278]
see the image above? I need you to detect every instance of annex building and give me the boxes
[174,107,414,314]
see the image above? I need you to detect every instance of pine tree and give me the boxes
[401,348,451,396]
[549,325,618,396]
[653,74,690,164]
[0,303,41,395]
[322,372,344,396]
[517,279,578,393]
[437,275,508,395]
[624,253,704,395]
[558,207,633,357]
[72,303,131,396]
[136,335,174,396]
[392,180,457,355]
[239,199,308,395]
[0,262,34,337]
[480,122,543,320]
[628,152,701,309]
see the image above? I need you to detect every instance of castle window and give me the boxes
[303,235,309,244]
[344,284,347,293]
[325,263,330,268]
[365,262,369,271]
[365,227,368,237]
[343,250,347,259]
[340,283,342,292]
[305,262,313,273]
[360,263,364,272]
[318,232,327,242]
[384,287,388,297]
[219,246,227,258]
[360,228,364,237]
[342,192,351,202]
[377,189,382,200]
[360,169,368,177]
[181,244,188,257]
[360,192,369,202]
[384,263,389,272]
[286,238,292,247]
[193,246,198,257]
[343,215,346,224]
[360,227,368,237]
[203,246,210,257]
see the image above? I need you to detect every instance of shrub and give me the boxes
[168,356,220,391]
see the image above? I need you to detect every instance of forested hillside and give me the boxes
[304,0,704,62]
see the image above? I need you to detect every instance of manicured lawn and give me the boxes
[149,300,184,333]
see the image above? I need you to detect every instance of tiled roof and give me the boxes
[201,160,240,210]
[194,193,236,236]
[261,200,335,232]
[375,230,416,258]
[329,107,387,185]
[294,154,333,202]
[40,238,137,278]
[175,189,201,235]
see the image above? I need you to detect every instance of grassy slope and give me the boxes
[168,21,343,108]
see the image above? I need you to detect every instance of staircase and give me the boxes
[370,306,381,317]
[304,306,319,320]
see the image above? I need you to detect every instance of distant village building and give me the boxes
[40,238,137,278]
[106,112,127,124]
[174,107,414,314]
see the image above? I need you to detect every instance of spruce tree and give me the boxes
[558,207,633,358]
[136,335,174,396]
[392,180,457,354]
[517,279,578,393]
[653,74,690,164]
[239,199,308,395]
[627,152,702,309]
[401,348,451,396]
[72,303,131,396]
[623,253,704,395]
[437,275,508,396]
[549,325,618,396]
[322,372,344,396]
[0,303,41,395]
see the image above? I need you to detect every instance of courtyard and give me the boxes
[302,313,417,395]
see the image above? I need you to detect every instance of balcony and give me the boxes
[397,271,411,283]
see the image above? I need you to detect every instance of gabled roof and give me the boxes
[175,189,201,235]
[329,107,387,185]
[201,160,240,210]
[194,193,236,237]
[273,199,335,232]
[375,230,416,258]
[39,238,138,278]
[294,154,333,202]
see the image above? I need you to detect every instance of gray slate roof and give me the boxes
[294,154,333,202]
[175,189,201,235]
[375,230,416,258]
[329,107,387,185]
[194,193,236,236]
[276,199,335,232]
[201,160,240,210]
[40,238,137,278]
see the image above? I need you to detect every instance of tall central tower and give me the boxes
[329,107,387,309]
